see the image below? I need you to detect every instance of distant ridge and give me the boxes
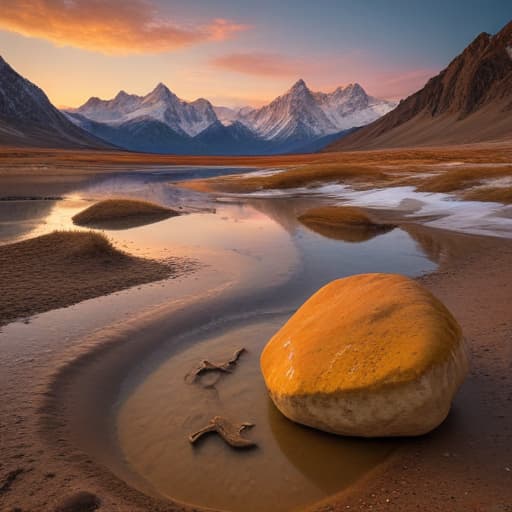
[0,56,111,149]
[67,80,394,155]
[328,20,512,151]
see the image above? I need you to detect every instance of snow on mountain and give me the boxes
[238,79,338,140]
[74,83,217,137]
[213,105,255,125]
[67,79,395,154]
[69,90,143,123]
[236,80,396,140]
[314,83,397,130]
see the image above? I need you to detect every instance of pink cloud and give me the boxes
[210,50,437,100]
[0,0,249,54]
[211,52,302,77]
[367,69,437,99]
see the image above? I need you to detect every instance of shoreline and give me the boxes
[1,203,511,510]
[320,225,512,511]
[0,230,196,327]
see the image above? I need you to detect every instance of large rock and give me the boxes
[260,274,469,437]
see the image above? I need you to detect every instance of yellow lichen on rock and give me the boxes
[260,274,468,437]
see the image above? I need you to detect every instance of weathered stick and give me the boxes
[186,348,246,383]
[188,416,256,448]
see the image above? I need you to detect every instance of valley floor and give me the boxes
[0,143,511,511]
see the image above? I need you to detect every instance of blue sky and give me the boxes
[0,0,510,107]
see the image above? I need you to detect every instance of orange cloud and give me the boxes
[0,0,249,54]
[211,52,301,77]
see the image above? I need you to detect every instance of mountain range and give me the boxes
[328,20,512,150]
[1,20,511,154]
[65,80,394,155]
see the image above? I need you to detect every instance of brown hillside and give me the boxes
[328,21,512,150]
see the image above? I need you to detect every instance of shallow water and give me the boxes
[117,316,395,512]
[0,167,437,512]
[239,182,512,239]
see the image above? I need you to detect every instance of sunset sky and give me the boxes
[1,0,510,108]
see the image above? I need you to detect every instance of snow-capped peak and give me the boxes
[72,79,396,143]
[232,79,395,140]
[290,78,309,92]
[74,83,217,137]
[144,82,177,103]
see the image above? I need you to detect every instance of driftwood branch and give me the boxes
[185,348,246,383]
[188,416,256,448]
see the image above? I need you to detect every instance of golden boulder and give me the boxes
[260,274,468,437]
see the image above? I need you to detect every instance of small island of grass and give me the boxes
[73,199,180,229]
[298,206,396,243]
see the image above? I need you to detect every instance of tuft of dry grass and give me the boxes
[188,159,512,207]
[0,230,193,326]
[463,186,512,204]
[415,166,512,194]
[188,164,393,194]
[72,199,179,227]
[298,206,396,243]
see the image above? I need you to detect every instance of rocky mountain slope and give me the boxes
[328,21,512,150]
[0,56,110,149]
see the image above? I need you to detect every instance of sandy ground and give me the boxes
[0,220,511,511]
[0,231,194,327]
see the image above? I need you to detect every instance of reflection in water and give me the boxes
[73,213,178,231]
[0,199,58,242]
[299,220,395,243]
[307,223,394,243]
[267,398,394,494]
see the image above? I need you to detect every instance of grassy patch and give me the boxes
[298,206,396,243]
[197,163,393,194]
[463,186,512,204]
[415,166,512,193]
[73,199,179,227]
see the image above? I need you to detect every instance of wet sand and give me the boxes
[0,230,194,327]
[0,163,511,511]
[1,222,510,511]
[116,315,395,512]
